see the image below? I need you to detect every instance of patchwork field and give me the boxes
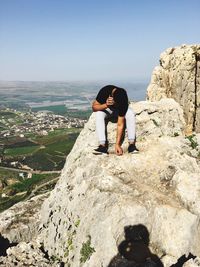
[31,104,92,119]
[0,128,81,212]
[2,128,81,171]
[4,145,40,157]
[0,168,59,212]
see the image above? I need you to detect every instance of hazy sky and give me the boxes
[0,0,199,82]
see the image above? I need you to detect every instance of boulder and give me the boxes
[147,44,200,134]
[0,240,55,267]
[0,192,50,243]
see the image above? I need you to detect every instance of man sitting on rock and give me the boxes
[92,85,138,155]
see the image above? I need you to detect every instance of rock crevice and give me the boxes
[193,52,198,130]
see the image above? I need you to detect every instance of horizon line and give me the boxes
[0,79,149,83]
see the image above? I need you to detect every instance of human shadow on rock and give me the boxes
[108,224,163,267]
[107,224,197,267]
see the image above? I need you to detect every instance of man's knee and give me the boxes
[96,111,107,120]
[125,108,135,119]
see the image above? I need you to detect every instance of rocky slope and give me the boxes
[1,45,200,267]
[37,99,200,267]
[147,44,200,134]
[0,193,50,244]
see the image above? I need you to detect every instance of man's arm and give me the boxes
[92,97,114,112]
[115,116,125,155]
[92,100,108,112]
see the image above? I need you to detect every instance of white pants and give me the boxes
[95,108,136,145]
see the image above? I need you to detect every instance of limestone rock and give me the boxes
[37,103,200,267]
[183,258,200,267]
[147,44,200,134]
[0,240,59,267]
[132,99,185,140]
[0,192,50,243]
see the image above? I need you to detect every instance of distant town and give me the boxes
[0,107,86,171]
[0,108,86,138]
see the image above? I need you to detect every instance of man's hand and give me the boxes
[106,96,114,106]
[115,144,123,156]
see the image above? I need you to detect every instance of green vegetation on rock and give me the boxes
[185,134,198,149]
[80,236,95,263]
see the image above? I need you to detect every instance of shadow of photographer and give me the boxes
[108,224,196,267]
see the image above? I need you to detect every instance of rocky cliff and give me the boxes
[147,44,200,134]
[1,46,200,267]
[37,99,200,267]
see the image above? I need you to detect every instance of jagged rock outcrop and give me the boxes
[35,100,200,267]
[0,240,52,267]
[184,258,200,267]
[147,44,200,134]
[0,193,50,243]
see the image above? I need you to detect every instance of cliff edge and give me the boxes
[1,45,200,267]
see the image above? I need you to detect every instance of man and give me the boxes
[92,85,138,155]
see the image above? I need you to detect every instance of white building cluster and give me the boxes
[0,109,86,138]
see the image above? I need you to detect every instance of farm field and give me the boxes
[0,168,59,212]
[31,104,92,119]
[0,106,84,211]
[2,128,81,171]
[4,145,40,157]
[0,127,80,212]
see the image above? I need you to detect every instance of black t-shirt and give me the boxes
[96,85,129,116]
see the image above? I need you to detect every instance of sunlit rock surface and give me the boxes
[0,193,50,243]
[38,100,200,267]
[147,44,200,134]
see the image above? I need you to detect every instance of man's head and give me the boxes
[112,87,129,116]
[112,88,127,105]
